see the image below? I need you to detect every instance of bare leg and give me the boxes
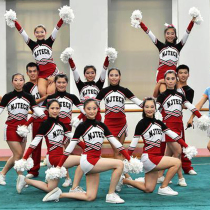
[71,165,84,189]
[38,78,48,97]
[47,81,55,95]
[110,133,125,160]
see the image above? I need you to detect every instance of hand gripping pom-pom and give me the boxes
[197,115,210,131]
[14,159,26,172]
[16,125,30,137]
[183,146,198,160]
[155,111,163,121]
[4,9,17,28]
[45,167,67,181]
[189,7,203,25]
[131,10,142,29]
[194,15,204,25]
[105,48,118,63]
[25,158,34,171]
[123,157,143,174]
[60,47,74,63]
[59,5,75,24]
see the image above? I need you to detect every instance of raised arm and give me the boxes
[14,20,30,44]
[50,19,63,41]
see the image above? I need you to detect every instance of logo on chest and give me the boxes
[88,131,104,140]
[149,128,162,138]
[167,98,182,108]
[52,129,64,138]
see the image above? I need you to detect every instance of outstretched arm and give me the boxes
[50,19,64,41]
[14,20,30,44]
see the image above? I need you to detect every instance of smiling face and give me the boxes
[165,28,176,43]
[143,100,156,118]
[27,66,39,81]
[34,26,46,40]
[84,101,98,120]
[56,77,68,92]
[108,69,121,86]
[84,68,96,82]
[12,75,25,92]
[177,69,189,83]
[165,72,177,89]
[48,101,60,118]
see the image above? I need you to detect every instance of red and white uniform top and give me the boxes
[128,117,187,156]
[58,119,130,167]
[156,89,201,123]
[96,84,143,119]
[68,56,109,103]
[14,19,63,73]
[140,21,194,81]
[0,90,45,126]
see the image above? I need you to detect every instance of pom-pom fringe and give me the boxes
[45,166,67,181]
[60,47,74,63]
[130,10,142,29]
[105,47,118,63]
[183,146,198,160]
[59,6,75,24]
[14,157,34,172]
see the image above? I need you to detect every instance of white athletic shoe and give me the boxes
[106,192,125,203]
[69,186,86,193]
[158,186,178,196]
[16,175,26,193]
[26,174,34,179]
[40,158,47,167]
[178,178,187,187]
[157,176,172,184]
[116,175,125,192]
[135,177,145,183]
[0,173,6,185]
[62,178,72,187]
[43,187,62,202]
[188,170,197,175]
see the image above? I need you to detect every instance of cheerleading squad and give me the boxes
[0,6,208,204]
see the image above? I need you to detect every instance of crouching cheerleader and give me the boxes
[125,97,197,196]
[43,99,131,204]
[15,99,85,194]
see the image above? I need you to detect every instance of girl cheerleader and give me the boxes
[0,73,45,185]
[16,99,85,194]
[96,68,143,159]
[156,70,202,186]
[134,13,196,95]
[42,99,131,203]
[126,97,188,196]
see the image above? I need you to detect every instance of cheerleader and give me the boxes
[42,99,130,203]
[23,62,48,178]
[156,70,202,186]
[126,97,185,196]
[12,15,65,97]
[96,68,143,159]
[16,99,84,194]
[137,16,196,94]
[0,73,45,186]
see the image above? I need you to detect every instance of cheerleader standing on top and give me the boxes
[43,99,131,204]
[16,99,85,194]
[0,73,45,186]
[156,70,202,186]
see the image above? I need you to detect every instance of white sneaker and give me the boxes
[178,178,187,187]
[157,176,172,184]
[40,158,47,167]
[188,170,197,175]
[62,178,72,187]
[116,175,125,192]
[135,177,145,183]
[69,186,86,193]
[0,173,6,185]
[106,192,125,203]
[158,186,178,196]
[26,174,34,179]
[125,177,133,188]
[43,187,62,202]
[16,175,26,193]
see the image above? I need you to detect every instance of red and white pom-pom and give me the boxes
[183,146,198,160]
[4,9,17,28]
[16,125,30,137]
[45,167,67,181]
[71,116,82,128]
[25,157,34,171]
[131,10,142,29]
[60,47,74,63]
[189,7,203,25]
[197,115,210,131]
[58,5,75,24]
[14,159,26,172]
[105,48,118,63]
[116,174,125,192]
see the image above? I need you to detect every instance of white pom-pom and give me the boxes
[164,23,170,27]
[155,111,163,121]
[194,15,203,25]
[16,125,30,137]
[25,157,34,171]
[189,7,203,25]
[105,48,118,63]
[183,146,198,160]
[58,5,75,24]
[60,47,74,63]
[130,10,142,29]
[123,159,132,174]
[71,116,82,128]
[14,159,26,172]
[123,157,143,174]
[4,9,17,28]
[116,174,125,192]
[197,115,210,131]
[45,167,67,181]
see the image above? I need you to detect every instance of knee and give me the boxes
[86,194,96,201]
[144,188,154,193]
[174,158,181,168]
[13,153,23,160]
[116,160,124,171]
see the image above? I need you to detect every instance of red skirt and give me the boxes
[165,122,183,142]
[4,124,26,142]
[46,154,62,167]
[104,117,127,137]
[38,67,59,79]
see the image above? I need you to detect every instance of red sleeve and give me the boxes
[57,155,68,167]
[187,21,194,32]
[140,22,148,32]
[57,18,63,28]
[193,110,202,118]
[120,149,130,161]
[69,58,76,69]
[103,56,109,68]
[15,20,22,31]
[178,139,188,148]
[128,150,133,156]
[78,141,85,150]
[23,148,34,160]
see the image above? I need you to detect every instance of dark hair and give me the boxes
[176,64,190,73]
[164,26,177,45]
[164,70,177,79]
[12,73,25,82]
[26,62,39,72]
[46,99,61,109]
[84,65,96,75]
[108,68,121,77]
[142,97,156,118]
[55,73,69,83]
[34,24,46,33]
[83,98,98,109]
